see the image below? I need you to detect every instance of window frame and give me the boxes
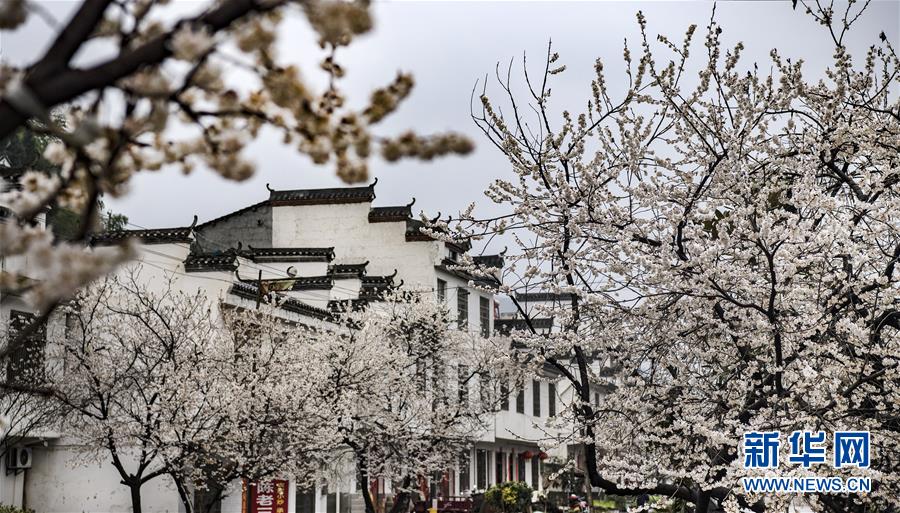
[437,278,447,302]
[479,296,490,337]
[548,382,557,417]
[457,288,469,330]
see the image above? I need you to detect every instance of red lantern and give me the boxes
[538,451,549,460]
[522,450,534,459]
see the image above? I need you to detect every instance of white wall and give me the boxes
[272,204,441,289]
[26,441,183,513]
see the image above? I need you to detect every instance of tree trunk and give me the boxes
[357,451,378,513]
[129,482,143,513]
[694,491,710,513]
[388,477,413,513]
[172,473,194,513]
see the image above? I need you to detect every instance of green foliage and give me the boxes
[43,201,129,240]
[0,126,56,174]
[0,505,36,513]
[45,206,82,240]
[483,482,533,513]
[1,124,128,238]
[592,499,617,511]
[103,210,129,231]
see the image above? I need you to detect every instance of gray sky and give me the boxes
[2,1,898,231]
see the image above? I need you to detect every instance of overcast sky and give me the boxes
[2,0,898,232]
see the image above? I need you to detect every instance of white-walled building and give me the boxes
[0,182,568,513]
[193,182,567,511]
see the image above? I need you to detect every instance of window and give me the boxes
[457,289,469,330]
[548,382,557,417]
[530,458,540,489]
[459,451,470,492]
[517,453,526,482]
[515,386,525,414]
[594,391,600,407]
[476,450,488,489]
[500,382,510,410]
[437,279,447,302]
[296,486,317,513]
[495,451,504,484]
[532,380,541,417]
[479,297,490,337]
[6,310,46,386]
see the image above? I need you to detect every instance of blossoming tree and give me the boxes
[0,0,472,366]
[52,271,513,513]
[441,2,899,512]
[307,292,516,513]
[54,270,323,513]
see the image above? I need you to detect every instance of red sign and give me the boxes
[248,479,289,513]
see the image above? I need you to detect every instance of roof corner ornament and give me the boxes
[266,183,274,193]
[429,211,442,224]
[499,246,508,256]
[189,214,198,229]
[371,177,379,188]
[406,197,416,209]
[389,269,398,279]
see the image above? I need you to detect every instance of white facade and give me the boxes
[0,182,566,513]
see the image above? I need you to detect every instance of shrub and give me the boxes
[483,482,533,513]
[0,505,35,513]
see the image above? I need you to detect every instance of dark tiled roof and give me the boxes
[361,274,398,290]
[290,276,333,291]
[435,259,499,289]
[92,227,193,246]
[184,253,238,272]
[328,299,369,313]
[494,317,554,335]
[446,239,472,253]
[195,200,268,229]
[359,273,398,300]
[269,182,375,206]
[473,255,505,269]
[229,282,333,321]
[515,292,575,303]
[369,203,412,223]
[405,218,435,242]
[328,262,368,277]
[241,246,335,262]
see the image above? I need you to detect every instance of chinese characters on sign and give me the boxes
[743,431,870,469]
[744,431,781,469]
[249,479,289,513]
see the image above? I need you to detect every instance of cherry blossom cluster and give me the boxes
[446,2,899,512]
